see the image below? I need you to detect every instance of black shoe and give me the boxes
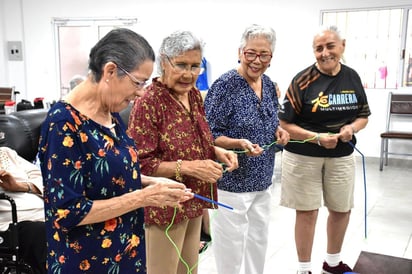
[322,261,353,274]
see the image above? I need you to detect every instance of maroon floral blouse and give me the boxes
[128,77,217,226]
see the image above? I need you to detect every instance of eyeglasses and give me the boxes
[243,51,272,63]
[165,56,204,75]
[117,65,147,89]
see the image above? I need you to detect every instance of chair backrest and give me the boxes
[0,87,15,114]
[0,109,49,162]
[385,92,412,131]
[390,94,412,114]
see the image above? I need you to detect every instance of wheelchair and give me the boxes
[0,193,33,274]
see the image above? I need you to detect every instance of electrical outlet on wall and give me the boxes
[7,41,23,61]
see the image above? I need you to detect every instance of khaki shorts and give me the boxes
[280,150,355,212]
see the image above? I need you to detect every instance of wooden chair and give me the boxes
[379,92,412,171]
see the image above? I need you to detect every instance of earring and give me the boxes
[106,79,109,82]
[238,60,240,64]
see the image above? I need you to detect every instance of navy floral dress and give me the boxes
[38,101,146,273]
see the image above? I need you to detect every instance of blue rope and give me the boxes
[220,135,368,238]
[193,193,233,210]
[274,139,368,238]
[348,141,367,239]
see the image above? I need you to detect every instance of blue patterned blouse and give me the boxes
[38,101,146,273]
[204,69,280,193]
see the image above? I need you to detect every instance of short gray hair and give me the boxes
[157,30,204,75]
[69,74,86,90]
[314,25,344,41]
[239,24,276,52]
[88,28,155,82]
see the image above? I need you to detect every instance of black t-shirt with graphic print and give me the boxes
[279,63,371,157]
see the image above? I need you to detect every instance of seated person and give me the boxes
[0,146,46,274]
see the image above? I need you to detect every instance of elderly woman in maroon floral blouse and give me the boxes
[127,30,238,274]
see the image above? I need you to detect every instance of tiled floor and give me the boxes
[198,155,412,274]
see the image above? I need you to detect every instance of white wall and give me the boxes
[0,1,5,84]
[0,0,411,160]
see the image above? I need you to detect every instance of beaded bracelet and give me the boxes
[175,159,183,182]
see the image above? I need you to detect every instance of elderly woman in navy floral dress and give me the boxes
[38,28,192,274]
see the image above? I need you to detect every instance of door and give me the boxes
[52,18,138,98]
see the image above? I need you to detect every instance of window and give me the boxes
[322,7,412,89]
[405,9,412,87]
[52,18,138,98]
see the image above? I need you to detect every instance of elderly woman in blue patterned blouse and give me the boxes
[204,24,289,274]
